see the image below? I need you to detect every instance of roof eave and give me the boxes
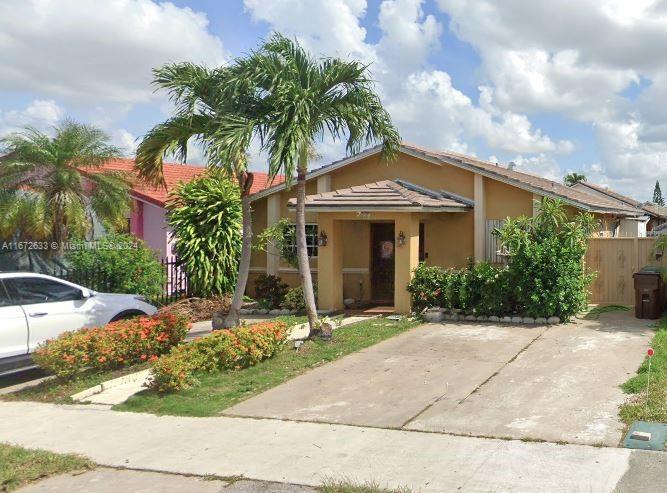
[285,204,470,213]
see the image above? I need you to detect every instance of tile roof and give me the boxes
[642,202,667,218]
[287,179,473,211]
[254,142,644,217]
[400,143,642,216]
[88,158,284,207]
[571,181,643,208]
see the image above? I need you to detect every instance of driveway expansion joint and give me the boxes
[398,325,550,430]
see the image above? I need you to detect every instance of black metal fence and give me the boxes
[53,256,191,306]
[158,256,192,306]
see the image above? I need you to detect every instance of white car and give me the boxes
[0,272,157,376]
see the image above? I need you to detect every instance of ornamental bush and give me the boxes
[408,261,512,316]
[406,264,447,313]
[407,198,594,321]
[147,321,289,392]
[254,274,288,309]
[32,313,190,379]
[495,198,595,319]
[281,285,318,312]
[166,172,242,297]
[65,233,165,299]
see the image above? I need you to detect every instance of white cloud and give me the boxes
[243,0,568,160]
[0,99,64,136]
[507,154,562,182]
[244,0,373,61]
[0,0,226,105]
[435,0,667,200]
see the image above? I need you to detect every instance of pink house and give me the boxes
[95,159,284,259]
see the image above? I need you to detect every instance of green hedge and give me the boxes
[408,198,594,320]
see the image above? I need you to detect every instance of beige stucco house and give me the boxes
[248,143,646,313]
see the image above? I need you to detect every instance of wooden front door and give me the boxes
[371,223,395,304]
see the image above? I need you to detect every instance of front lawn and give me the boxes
[1,364,150,404]
[0,315,306,404]
[619,317,667,425]
[115,316,419,417]
[0,443,94,492]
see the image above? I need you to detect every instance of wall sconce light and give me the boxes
[397,231,406,247]
[318,230,328,247]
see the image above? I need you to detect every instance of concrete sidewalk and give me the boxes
[0,401,652,492]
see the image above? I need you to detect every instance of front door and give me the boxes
[371,223,395,304]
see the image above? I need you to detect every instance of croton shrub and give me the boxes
[33,313,190,379]
[148,321,289,393]
[408,198,595,320]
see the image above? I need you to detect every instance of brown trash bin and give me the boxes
[633,271,664,319]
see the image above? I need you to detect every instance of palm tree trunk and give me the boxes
[295,144,319,334]
[216,192,252,329]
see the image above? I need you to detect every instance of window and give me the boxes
[284,224,319,258]
[4,277,83,305]
[0,282,14,307]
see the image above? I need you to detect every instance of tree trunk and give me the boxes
[295,144,319,334]
[214,174,254,329]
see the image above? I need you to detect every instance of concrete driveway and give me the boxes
[225,312,653,446]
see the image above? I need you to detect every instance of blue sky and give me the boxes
[1,0,666,200]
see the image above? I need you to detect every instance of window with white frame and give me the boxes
[283,224,318,258]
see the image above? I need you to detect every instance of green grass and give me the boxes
[320,478,411,493]
[0,443,94,491]
[619,317,667,424]
[114,316,419,417]
[0,364,150,404]
[581,304,630,320]
[0,316,306,404]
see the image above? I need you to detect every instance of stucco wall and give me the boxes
[485,178,533,219]
[141,201,170,259]
[329,152,474,198]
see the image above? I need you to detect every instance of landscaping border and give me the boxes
[423,307,560,325]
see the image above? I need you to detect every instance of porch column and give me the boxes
[394,213,420,313]
[317,214,344,311]
[474,173,485,261]
[266,194,280,276]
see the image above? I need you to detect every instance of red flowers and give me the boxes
[147,321,288,393]
[33,313,190,379]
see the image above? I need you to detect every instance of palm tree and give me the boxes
[0,120,131,250]
[134,63,258,329]
[231,34,401,333]
[564,172,586,186]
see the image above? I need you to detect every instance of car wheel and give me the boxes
[109,310,147,322]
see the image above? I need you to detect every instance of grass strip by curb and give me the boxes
[320,477,411,493]
[619,317,667,425]
[0,443,94,492]
[114,316,419,417]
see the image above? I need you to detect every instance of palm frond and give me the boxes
[135,114,211,187]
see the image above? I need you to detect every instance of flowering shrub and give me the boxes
[32,313,190,379]
[148,321,288,393]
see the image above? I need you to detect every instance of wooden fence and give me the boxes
[586,237,663,305]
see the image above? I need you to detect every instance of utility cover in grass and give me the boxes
[623,421,667,451]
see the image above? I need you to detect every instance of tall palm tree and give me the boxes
[134,63,258,328]
[231,34,401,333]
[0,120,131,250]
[564,172,586,186]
